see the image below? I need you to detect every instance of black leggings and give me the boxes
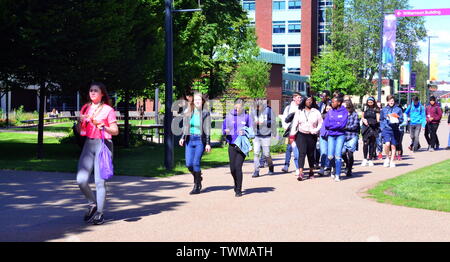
[425,123,440,149]
[296,133,317,171]
[228,145,246,192]
[342,151,354,171]
[363,136,376,160]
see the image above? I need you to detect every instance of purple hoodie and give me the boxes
[222,109,253,144]
[323,105,348,136]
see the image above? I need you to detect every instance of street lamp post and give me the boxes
[164,0,201,170]
[377,0,384,103]
[427,36,438,102]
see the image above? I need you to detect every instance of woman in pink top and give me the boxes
[77,82,119,225]
[289,95,323,181]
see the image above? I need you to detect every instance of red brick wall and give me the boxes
[266,64,283,114]
[301,0,318,76]
[255,0,272,50]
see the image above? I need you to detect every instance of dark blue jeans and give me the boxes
[185,135,205,172]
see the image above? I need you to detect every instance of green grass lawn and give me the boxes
[0,132,236,177]
[367,159,450,213]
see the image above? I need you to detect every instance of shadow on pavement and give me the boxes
[244,187,275,195]
[0,171,187,241]
[202,186,234,193]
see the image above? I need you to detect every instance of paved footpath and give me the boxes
[1,122,449,242]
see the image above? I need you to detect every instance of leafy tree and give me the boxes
[309,50,361,95]
[329,0,427,100]
[172,0,258,98]
[229,59,270,99]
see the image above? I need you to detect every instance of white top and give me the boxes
[290,108,323,136]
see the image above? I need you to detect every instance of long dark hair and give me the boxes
[344,98,355,114]
[299,95,318,110]
[88,82,112,106]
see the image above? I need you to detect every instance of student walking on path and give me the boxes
[380,95,403,168]
[376,101,384,160]
[281,92,302,175]
[76,82,119,225]
[323,95,348,182]
[425,96,443,151]
[289,95,323,181]
[251,99,275,178]
[341,99,359,177]
[360,97,380,167]
[315,91,331,170]
[222,98,253,197]
[179,92,211,195]
[405,96,426,152]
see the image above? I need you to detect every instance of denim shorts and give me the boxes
[343,136,359,152]
[382,129,400,146]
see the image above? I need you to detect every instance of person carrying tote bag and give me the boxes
[76,82,119,225]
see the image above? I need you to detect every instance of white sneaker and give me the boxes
[331,174,335,179]
[383,159,390,167]
[361,159,368,167]
[334,176,340,182]
[368,160,374,167]
[389,162,396,168]
[295,169,300,177]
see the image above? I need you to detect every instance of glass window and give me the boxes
[272,21,286,34]
[288,68,301,75]
[272,45,286,55]
[288,45,301,56]
[288,20,301,33]
[273,1,286,10]
[288,0,301,9]
[242,0,255,11]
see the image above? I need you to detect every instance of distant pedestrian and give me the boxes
[405,96,426,152]
[289,95,323,181]
[397,109,408,161]
[179,92,211,195]
[360,97,380,167]
[222,98,253,197]
[281,92,302,175]
[251,99,275,177]
[341,99,359,177]
[323,95,348,182]
[315,90,331,170]
[376,100,384,160]
[380,95,403,168]
[425,96,443,151]
[76,82,119,225]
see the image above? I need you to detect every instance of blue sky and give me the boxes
[408,0,450,81]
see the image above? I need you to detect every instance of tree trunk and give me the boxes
[37,81,46,159]
[124,87,130,147]
[5,89,9,128]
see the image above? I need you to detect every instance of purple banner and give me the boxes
[395,8,450,17]
[382,14,397,66]
[410,72,416,90]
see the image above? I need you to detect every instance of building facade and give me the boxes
[242,0,333,78]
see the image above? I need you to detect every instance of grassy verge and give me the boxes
[367,159,450,213]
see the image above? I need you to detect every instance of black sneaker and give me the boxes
[252,171,260,178]
[92,213,104,225]
[235,191,242,197]
[84,205,97,222]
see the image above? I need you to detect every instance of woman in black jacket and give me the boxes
[179,92,211,194]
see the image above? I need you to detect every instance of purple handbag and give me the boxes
[99,129,114,180]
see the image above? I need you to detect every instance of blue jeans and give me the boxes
[285,143,299,169]
[327,135,345,178]
[319,136,329,168]
[185,135,204,172]
[448,130,450,147]
[376,132,383,153]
